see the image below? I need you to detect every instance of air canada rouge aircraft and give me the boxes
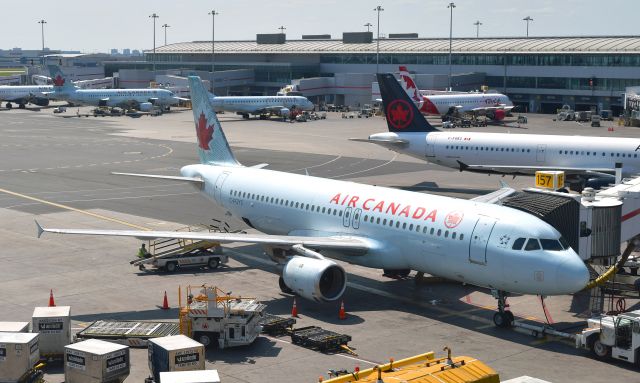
[399,66,514,121]
[36,76,589,327]
[358,73,640,191]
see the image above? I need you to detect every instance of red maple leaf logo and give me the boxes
[196,112,214,150]
[52,74,65,86]
[444,211,464,229]
[387,100,413,129]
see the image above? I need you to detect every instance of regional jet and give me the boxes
[36,75,589,329]
[0,85,53,109]
[399,66,514,121]
[208,93,314,119]
[358,74,640,191]
[48,66,183,111]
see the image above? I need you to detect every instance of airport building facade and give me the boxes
[106,34,640,113]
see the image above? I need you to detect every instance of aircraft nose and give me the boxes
[555,255,590,294]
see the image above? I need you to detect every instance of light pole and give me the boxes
[149,13,159,73]
[209,10,219,93]
[364,22,372,32]
[278,25,286,33]
[37,19,46,65]
[523,16,533,37]
[473,20,482,38]
[448,2,456,90]
[162,24,170,46]
[373,5,384,74]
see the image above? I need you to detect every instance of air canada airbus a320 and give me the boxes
[36,75,589,328]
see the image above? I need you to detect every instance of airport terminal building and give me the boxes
[106,34,640,113]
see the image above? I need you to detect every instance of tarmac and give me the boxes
[0,104,639,382]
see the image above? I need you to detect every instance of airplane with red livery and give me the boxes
[399,66,514,121]
[35,75,589,328]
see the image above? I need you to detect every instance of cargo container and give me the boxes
[148,335,205,382]
[0,322,29,333]
[0,332,40,382]
[160,370,220,383]
[32,306,71,357]
[64,339,129,383]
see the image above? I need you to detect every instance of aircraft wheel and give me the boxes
[18,103,25,109]
[493,312,513,328]
[165,262,177,273]
[5,103,11,109]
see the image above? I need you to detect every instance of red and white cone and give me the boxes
[48,289,56,307]
[339,300,346,320]
[161,291,169,310]
[291,297,298,317]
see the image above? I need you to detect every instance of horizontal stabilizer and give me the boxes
[111,172,204,188]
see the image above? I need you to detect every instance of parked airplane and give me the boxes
[399,66,514,121]
[0,85,52,109]
[358,73,640,191]
[36,75,589,328]
[208,92,314,119]
[48,66,183,110]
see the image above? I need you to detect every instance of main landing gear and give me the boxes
[492,289,514,328]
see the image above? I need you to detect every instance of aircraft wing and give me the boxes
[456,160,614,176]
[470,105,515,112]
[348,137,409,148]
[254,105,287,114]
[35,221,373,253]
[471,184,517,204]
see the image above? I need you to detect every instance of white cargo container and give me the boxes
[32,306,71,356]
[0,322,29,333]
[160,370,220,383]
[64,339,130,383]
[148,335,205,382]
[0,332,40,382]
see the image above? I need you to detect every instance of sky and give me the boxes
[2,0,639,53]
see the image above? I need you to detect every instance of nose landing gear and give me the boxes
[492,289,514,328]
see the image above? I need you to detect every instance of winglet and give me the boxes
[35,220,45,238]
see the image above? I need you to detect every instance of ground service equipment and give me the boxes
[64,339,129,383]
[320,349,499,383]
[178,285,265,349]
[0,332,41,383]
[0,322,29,333]
[75,320,180,347]
[290,326,352,353]
[576,309,640,365]
[259,313,296,336]
[148,335,205,382]
[32,306,71,359]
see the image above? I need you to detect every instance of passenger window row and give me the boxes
[229,189,344,217]
[558,150,638,158]
[362,214,464,241]
[445,145,531,153]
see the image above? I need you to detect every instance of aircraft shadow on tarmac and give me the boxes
[393,181,496,195]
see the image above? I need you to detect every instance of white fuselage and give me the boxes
[0,85,52,102]
[372,131,640,177]
[54,88,179,107]
[209,95,313,114]
[179,164,588,296]
[420,93,513,116]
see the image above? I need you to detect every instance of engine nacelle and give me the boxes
[139,102,153,112]
[279,107,290,117]
[282,256,347,302]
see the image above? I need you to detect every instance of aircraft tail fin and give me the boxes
[377,73,438,133]
[188,76,241,166]
[47,65,75,91]
[398,66,423,104]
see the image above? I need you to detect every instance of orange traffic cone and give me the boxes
[48,289,56,307]
[161,291,169,310]
[291,297,298,317]
[339,300,347,320]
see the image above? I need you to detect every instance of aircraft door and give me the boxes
[213,172,230,203]
[426,134,437,158]
[536,144,546,163]
[352,208,362,229]
[469,216,497,265]
[343,207,353,227]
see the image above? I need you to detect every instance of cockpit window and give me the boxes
[512,237,526,250]
[559,237,570,250]
[540,239,564,251]
[524,238,541,251]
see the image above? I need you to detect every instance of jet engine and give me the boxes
[282,256,347,302]
[139,102,153,112]
[32,97,50,107]
[279,107,290,117]
[492,109,506,120]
